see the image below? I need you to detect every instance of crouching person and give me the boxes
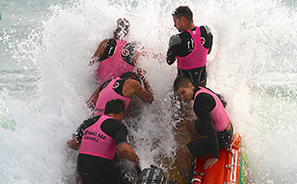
[173,76,233,184]
[68,99,140,184]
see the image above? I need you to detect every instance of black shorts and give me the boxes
[177,66,207,87]
[187,121,233,158]
[78,154,120,184]
[78,165,120,184]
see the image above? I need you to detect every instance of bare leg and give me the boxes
[176,146,193,184]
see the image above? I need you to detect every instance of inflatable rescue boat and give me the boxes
[137,131,247,184]
[190,131,247,184]
[78,131,246,184]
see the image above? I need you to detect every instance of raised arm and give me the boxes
[67,117,99,150]
[134,43,163,63]
[137,68,153,95]
[67,137,80,150]
[88,39,109,66]
[123,69,154,104]
[86,84,102,109]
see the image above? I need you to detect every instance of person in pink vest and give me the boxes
[167,6,213,87]
[173,76,233,184]
[89,18,142,84]
[67,99,140,184]
[86,71,154,116]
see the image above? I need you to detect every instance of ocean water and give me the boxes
[1,0,297,183]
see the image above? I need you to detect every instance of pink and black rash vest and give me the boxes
[96,40,135,84]
[79,115,117,160]
[176,26,208,70]
[194,87,230,132]
[94,77,131,116]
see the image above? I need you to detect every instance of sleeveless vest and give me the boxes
[94,78,131,116]
[194,87,229,132]
[96,40,135,84]
[176,26,208,70]
[79,115,117,160]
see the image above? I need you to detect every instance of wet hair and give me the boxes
[172,6,193,23]
[104,99,126,115]
[114,18,130,39]
[173,76,191,91]
[120,72,142,85]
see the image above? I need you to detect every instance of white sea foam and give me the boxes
[1,0,297,183]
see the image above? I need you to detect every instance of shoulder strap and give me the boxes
[99,38,117,61]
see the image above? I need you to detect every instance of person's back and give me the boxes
[89,18,141,84]
[68,99,140,184]
[96,39,136,84]
[88,71,154,116]
[93,77,132,116]
[167,6,213,87]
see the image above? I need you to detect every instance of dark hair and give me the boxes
[114,18,130,39]
[104,99,126,115]
[173,76,191,91]
[120,72,142,85]
[172,6,193,23]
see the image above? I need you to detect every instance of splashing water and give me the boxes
[1,0,297,183]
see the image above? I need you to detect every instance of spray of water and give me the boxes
[1,0,297,183]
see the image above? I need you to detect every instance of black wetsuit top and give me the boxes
[74,115,127,183]
[100,38,136,66]
[166,26,213,64]
[166,26,213,86]
[99,78,126,96]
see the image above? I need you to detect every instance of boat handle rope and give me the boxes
[190,178,202,183]
[192,172,206,176]
[225,134,237,184]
